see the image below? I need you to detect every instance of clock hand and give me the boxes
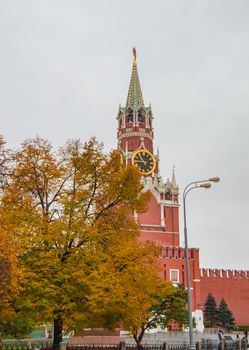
[138,154,146,164]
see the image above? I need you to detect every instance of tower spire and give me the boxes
[126,47,144,110]
[117,49,154,155]
[171,165,177,188]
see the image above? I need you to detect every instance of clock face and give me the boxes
[132,149,156,175]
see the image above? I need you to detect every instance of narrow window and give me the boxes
[170,269,179,284]
[166,248,168,257]
[138,112,144,123]
[127,111,133,123]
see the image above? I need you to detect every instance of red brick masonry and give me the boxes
[200,268,249,325]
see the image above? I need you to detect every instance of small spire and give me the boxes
[126,47,144,110]
[171,165,177,188]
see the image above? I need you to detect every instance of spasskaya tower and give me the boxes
[117,48,180,247]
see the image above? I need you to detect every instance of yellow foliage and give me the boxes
[0,136,162,340]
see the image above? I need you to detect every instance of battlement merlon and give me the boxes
[200,268,249,279]
[155,245,199,260]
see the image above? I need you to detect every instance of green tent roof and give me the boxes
[126,54,144,111]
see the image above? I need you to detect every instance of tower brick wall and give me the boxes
[200,268,249,325]
[155,247,201,311]
[138,195,161,226]
[165,207,179,242]
[138,196,180,246]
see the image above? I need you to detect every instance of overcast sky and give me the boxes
[0,1,248,270]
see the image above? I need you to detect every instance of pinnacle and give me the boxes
[171,165,177,188]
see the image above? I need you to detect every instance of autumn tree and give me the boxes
[1,137,160,348]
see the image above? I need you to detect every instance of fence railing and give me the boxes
[67,343,189,350]
[66,346,119,350]
[3,339,246,350]
[201,339,218,349]
[0,344,53,350]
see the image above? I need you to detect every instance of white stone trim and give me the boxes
[119,132,153,141]
[192,310,204,333]
[141,232,178,236]
[141,229,179,235]
[160,204,165,227]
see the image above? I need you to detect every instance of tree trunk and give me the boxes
[133,328,145,350]
[134,340,143,350]
[136,342,143,350]
[53,316,63,350]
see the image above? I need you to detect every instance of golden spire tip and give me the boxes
[133,46,137,63]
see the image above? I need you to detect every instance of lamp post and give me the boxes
[183,177,220,350]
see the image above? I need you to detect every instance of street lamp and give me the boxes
[183,177,220,350]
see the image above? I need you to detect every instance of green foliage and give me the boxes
[127,284,188,347]
[204,293,219,327]
[0,314,32,339]
[154,284,188,329]
[218,298,235,330]
[204,294,235,330]
[234,325,249,331]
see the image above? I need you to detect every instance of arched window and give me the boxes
[138,111,144,123]
[127,111,133,123]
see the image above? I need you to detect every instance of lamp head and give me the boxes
[200,183,211,189]
[209,177,220,183]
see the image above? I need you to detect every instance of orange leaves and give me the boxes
[0,207,24,318]
[86,239,169,332]
[0,136,162,334]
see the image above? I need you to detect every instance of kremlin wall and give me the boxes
[117,49,249,330]
[200,269,249,326]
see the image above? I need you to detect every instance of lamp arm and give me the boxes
[183,179,211,197]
